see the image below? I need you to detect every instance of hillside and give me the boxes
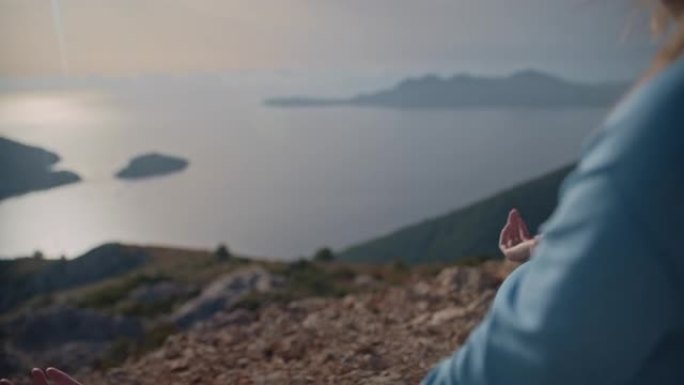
[2,249,514,385]
[0,244,149,313]
[0,164,575,381]
[3,242,511,382]
[339,165,575,264]
[0,137,81,201]
[265,70,627,109]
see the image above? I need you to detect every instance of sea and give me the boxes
[0,73,609,259]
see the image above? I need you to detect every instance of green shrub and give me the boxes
[117,297,179,317]
[214,244,232,261]
[96,322,177,370]
[288,258,313,272]
[77,274,167,310]
[455,256,490,267]
[392,259,409,272]
[313,247,335,262]
[330,265,357,281]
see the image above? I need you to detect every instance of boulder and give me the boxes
[171,267,281,329]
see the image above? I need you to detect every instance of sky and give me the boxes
[0,0,657,81]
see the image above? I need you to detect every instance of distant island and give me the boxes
[265,69,629,109]
[0,137,81,201]
[116,153,189,180]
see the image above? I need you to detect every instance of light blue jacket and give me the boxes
[422,60,684,385]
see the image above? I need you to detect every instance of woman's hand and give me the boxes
[499,208,540,262]
[1,368,82,385]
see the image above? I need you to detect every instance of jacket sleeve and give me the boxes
[421,163,678,385]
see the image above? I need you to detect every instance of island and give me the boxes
[115,153,189,180]
[265,69,629,109]
[0,137,81,201]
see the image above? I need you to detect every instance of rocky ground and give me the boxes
[69,262,514,385]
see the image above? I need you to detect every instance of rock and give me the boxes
[172,267,280,329]
[127,281,191,304]
[435,266,499,295]
[411,281,433,297]
[205,309,256,329]
[24,263,513,385]
[427,307,468,326]
[105,368,140,385]
[353,274,377,288]
[365,354,389,371]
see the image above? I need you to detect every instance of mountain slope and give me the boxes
[265,70,627,109]
[339,165,575,264]
[74,262,510,385]
[0,244,150,313]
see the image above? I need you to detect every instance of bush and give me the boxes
[455,256,490,267]
[287,261,347,298]
[77,274,167,310]
[392,259,409,272]
[117,297,179,317]
[288,258,313,272]
[313,247,335,262]
[96,322,177,370]
[248,258,349,309]
[214,244,232,261]
[330,265,357,281]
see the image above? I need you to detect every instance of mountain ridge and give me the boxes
[339,165,575,264]
[265,70,628,109]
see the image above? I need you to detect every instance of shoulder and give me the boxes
[565,59,684,257]
[605,59,684,142]
[578,59,684,176]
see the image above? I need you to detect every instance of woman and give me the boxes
[3,1,684,384]
[420,0,684,382]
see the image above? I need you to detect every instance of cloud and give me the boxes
[0,0,653,78]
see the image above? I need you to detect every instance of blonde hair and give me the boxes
[646,0,684,76]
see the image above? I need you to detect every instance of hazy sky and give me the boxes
[0,0,656,80]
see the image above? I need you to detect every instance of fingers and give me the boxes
[499,215,516,249]
[46,368,82,385]
[502,208,537,254]
[507,209,517,225]
[498,223,508,249]
[516,214,531,240]
[499,213,511,248]
[31,369,49,385]
[0,368,82,385]
[500,228,517,250]
[503,239,535,262]
[510,208,532,240]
